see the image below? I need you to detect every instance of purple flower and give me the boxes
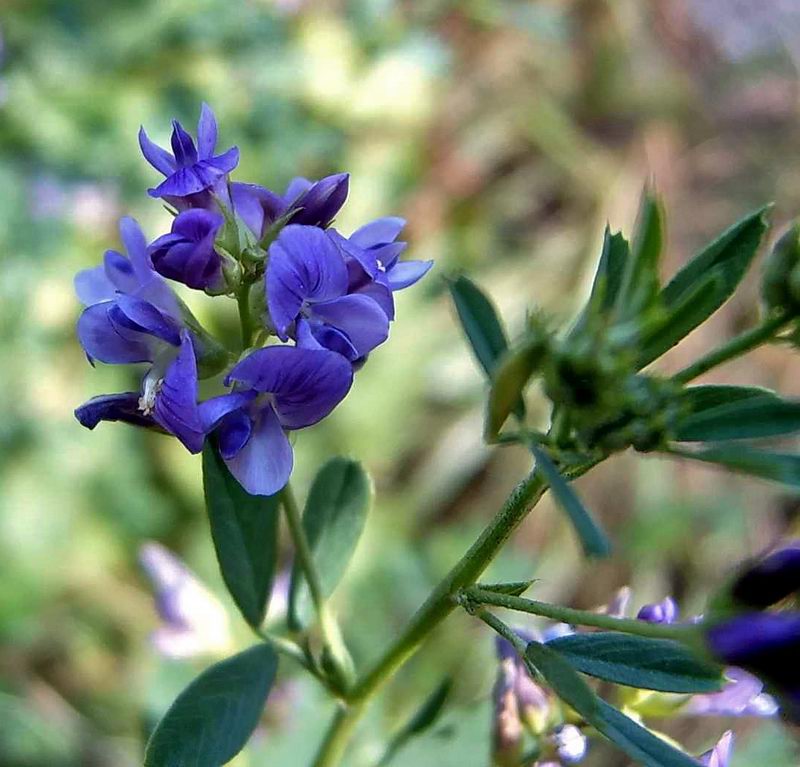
[74,218,208,451]
[139,541,231,659]
[553,724,587,764]
[492,654,523,767]
[74,216,178,315]
[267,224,389,361]
[707,612,800,722]
[230,173,349,240]
[77,330,207,453]
[139,103,239,203]
[730,541,800,609]
[698,730,734,767]
[148,208,225,291]
[685,667,778,718]
[202,346,353,495]
[283,173,349,228]
[331,217,433,320]
[637,596,679,624]
[494,630,552,736]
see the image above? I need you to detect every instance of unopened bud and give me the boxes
[492,659,523,767]
[729,542,800,610]
[762,222,800,315]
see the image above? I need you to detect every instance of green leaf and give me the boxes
[569,227,630,338]
[531,444,611,558]
[636,207,771,366]
[476,580,535,597]
[486,333,546,437]
[288,458,371,629]
[526,641,699,767]
[449,275,510,378]
[396,678,452,740]
[636,269,726,368]
[548,632,724,693]
[614,192,664,324]
[593,699,701,767]
[144,644,278,767]
[670,445,800,487]
[661,206,770,311]
[679,385,780,414]
[524,640,599,717]
[675,396,800,442]
[592,227,631,315]
[202,441,281,628]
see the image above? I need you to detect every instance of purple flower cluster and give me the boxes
[75,104,432,495]
[493,630,587,767]
[487,585,785,767]
[703,541,800,723]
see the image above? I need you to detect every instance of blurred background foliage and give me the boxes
[1,0,800,764]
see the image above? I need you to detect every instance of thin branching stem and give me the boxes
[281,482,353,692]
[462,586,696,643]
[673,312,790,384]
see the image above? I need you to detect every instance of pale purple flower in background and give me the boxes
[492,650,524,766]
[698,730,734,767]
[494,629,554,746]
[603,586,631,618]
[70,182,120,232]
[685,667,778,718]
[29,175,68,220]
[637,596,679,624]
[139,542,231,659]
[687,0,800,64]
[265,569,291,625]
[553,724,587,764]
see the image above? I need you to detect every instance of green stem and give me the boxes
[312,458,599,767]
[476,608,528,654]
[312,470,555,767]
[312,702,365,767]
[255,628,320,676]
[349,470,549,700]
[237,286,254,349]
[462,586,694,642]
[281,482,354,691]
[673,312,790,384]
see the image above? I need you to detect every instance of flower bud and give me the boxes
[289,173,349,228]
[706,612,800,722]
[148,209,225,292]
[637,596,679,624]
[729,542,800,610]
[762,222,800,315]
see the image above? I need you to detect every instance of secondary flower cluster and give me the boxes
[490,583,784,767]
[74,104,432,495]
[704,541,800,723]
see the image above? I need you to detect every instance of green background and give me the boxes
[1,1,799,764]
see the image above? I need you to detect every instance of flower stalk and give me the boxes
[280,482,354,693]
[460,586,697,644]
[673,312,790,384]
[236,284,254,349]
